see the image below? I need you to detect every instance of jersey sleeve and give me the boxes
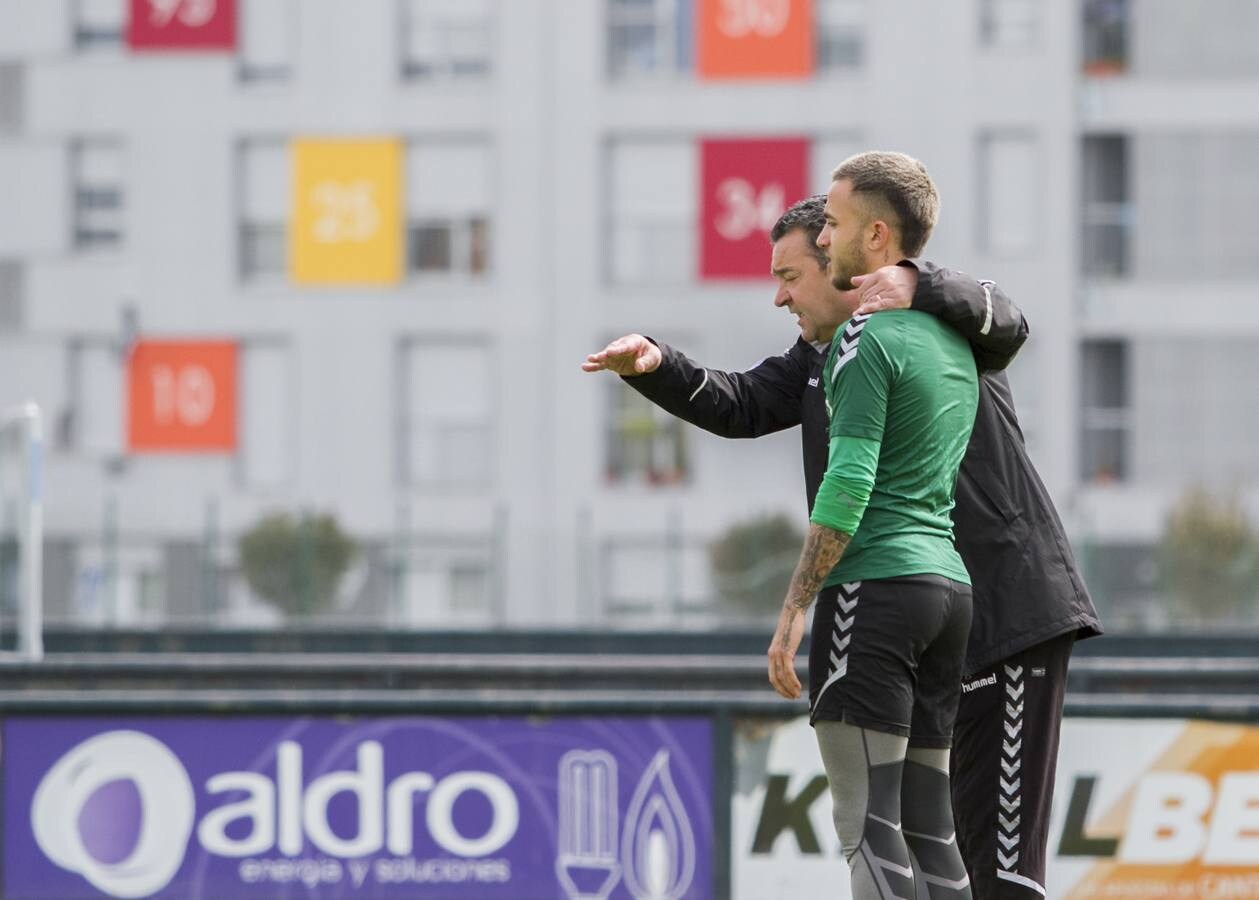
[811,435,881,533]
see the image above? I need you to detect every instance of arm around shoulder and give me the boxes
[902,259,1029,372]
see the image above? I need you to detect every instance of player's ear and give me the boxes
[866,219,885,251]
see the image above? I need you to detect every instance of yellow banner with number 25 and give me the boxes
[290,138,402,285]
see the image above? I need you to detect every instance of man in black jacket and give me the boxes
[583,195,1102,899]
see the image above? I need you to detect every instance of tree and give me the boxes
[237,512,356,617]
[1159,487,1258,622]
[709,513,805,615]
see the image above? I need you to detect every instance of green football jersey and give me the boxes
[819,309,979,585]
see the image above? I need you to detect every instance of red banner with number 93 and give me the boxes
[128,0,236,51]
[127,341,237,453]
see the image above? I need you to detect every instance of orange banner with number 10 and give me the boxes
[127,341,237,452]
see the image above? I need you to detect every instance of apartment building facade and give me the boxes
[0,0,1251,631]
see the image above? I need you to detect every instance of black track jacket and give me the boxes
[624,260,1103,674]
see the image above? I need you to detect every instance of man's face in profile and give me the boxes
[771,229,854,344]
[818,179,869,291]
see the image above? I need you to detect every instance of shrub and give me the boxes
[709,513,805,615]
[237,512,356,617]
[1159,487,1258,622]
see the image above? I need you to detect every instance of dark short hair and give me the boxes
[832,151,940,257]
[769,195,829,270]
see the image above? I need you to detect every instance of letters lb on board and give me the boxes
[127,340,237,453]
[290,138,404,286]
[127,0,237,51]
[2,716,714,900]
[1049,718,1259,897]
[696,0,813,80]
[700,137,808,280]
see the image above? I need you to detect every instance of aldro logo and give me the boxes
[24,725,703,900]
[30,730,519,898]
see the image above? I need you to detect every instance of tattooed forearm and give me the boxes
[784,524,852,612]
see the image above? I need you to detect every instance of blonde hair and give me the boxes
[832,151,940,257]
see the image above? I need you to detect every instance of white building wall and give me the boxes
[0,0,1253,628]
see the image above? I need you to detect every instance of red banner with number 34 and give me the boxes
[128,0,236,51]
[700,138,809,280]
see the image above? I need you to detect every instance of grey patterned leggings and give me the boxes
[815,721,972,899]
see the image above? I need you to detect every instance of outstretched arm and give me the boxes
[582,333,662,376]
[582,334,810,439]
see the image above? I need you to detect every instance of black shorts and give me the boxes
[807,574,972,748]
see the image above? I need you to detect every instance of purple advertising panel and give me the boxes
[2,716,713,900]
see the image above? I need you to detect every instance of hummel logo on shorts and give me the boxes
[962,673,997,693]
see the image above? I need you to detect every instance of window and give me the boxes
[1079,339,1129,483]
[0,261,23,332]
[75,0,125,51]
[978,131,1039,256]
[607,139,694,284]
[238,140,288,280]
[0,65,22,135]
[72,140,125,251]
[600,530,710,621]
[405,141,492,277]
[399,341,494,488]
[65,339,124,457]
[449,561,491,612]
[608,0,690,78]
[815,0,866,69]
[606,380,689,486]
[395,550,494,624]
[608,0,864,79]
[399,0,493,80]
[1127,338,1259,486]
[608,134,853,285]
[239,0,295,82]
[979,0,1038,49]
[1082,0,1128,74]
[1129,2,1259,79]
[237,341,293,488]
[1137,133,1259,279]
[1078,541,1157,628]
[1081,135,1130,278]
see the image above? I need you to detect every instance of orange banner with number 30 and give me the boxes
[697,0,813,80]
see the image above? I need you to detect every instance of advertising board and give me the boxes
[3,716,713,900]
[732,716,1259,900]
